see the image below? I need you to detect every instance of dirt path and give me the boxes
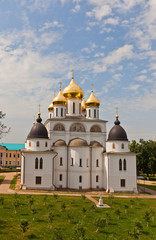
[138,185,156,195]
[0,172,16,194]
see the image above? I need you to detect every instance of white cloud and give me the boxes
[135,75,147,82]
[39,21,64,32]
[94,44,134,73]
[126,84,140,91]
[86,4,112,21]
[71,4,80,13]
[103,17,119,25]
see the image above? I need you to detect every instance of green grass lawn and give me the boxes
[10,174,20,190]
[0,194,156,240]
[138,183,156,191]
[0,175,5,184]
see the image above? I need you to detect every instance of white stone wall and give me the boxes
[106,141,130,153]
[86,107,99,120]
[53,105,66,118]
[106,153,137,192]
[66,99,82,116]
[53,146,67,188]
[25,139,51,151]
[22,152,54,190]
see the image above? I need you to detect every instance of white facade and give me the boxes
[21,78,137,192]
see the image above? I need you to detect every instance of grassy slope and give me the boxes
[0,175,5,185]
[0,195,156,240]
[138,183,156,191]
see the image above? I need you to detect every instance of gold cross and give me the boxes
[33,115,36,125]
[38,104,41,115]
[116,107,119,118]
[91,83,94,92]
[71,69,74,79]
[59,82,62,91]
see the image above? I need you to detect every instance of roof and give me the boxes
[107,117,128,141]
[0,143,25,151]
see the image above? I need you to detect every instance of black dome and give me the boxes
[27,115,48,139]
[108,117,128,141]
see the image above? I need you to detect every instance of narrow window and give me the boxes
[79,176,82,183]
[29,141,31,147]
[89,109,91,117]
[112,143,115,149]
[79,103,81,114]
[56,108,58,117]
[6,153,8,158]
[50,114,51,118]
[96,159,99,167]
[60,157,63,166]
[10,153,12,158]
[119,159,122,171]
[40,158,43,169]
[17,161,19,165]
[71,158,74,166]
[45,142,48,147]
[61,108,63,117]
[14,154,16,158]
[36,141,40,147]
[1,153,2,157]
[36,176,41,184]
[94,109,96,118]
[96,175,99,182]
[17,153,19,158]
[121,143,124,149]
[121,179,126,187]
[59,174,62,181]
[86,159,89,167]
[35,158,38,169]
[13,161,15,165]
[9,161,11,165]
[73,102,75,114]
[5,161,8,165]
[123,159,126,171]
[79,158,82,167]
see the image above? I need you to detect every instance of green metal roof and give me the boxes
[0,143,25,151]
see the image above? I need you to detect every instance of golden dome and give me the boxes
[85,90,100,108]
[81,98,86,112]
[48,103,54,112]
[62,71,84,99]
[53,82,67,106]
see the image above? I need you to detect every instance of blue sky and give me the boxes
[0,0,156,143]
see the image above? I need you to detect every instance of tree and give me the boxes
[130,139,156,176]
[94,217,106,232]
[0,111,10,139]
[74,222,86,240]
[144,210,151,227]
[115,209,121,219]
[48,211,54,229]
[20,220,29,238]
[31,206,37,221]
[52,227,63,240]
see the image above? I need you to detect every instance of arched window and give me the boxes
[60,157,63,166]
[35,158,38,169]
[70,123,85,132]
[121,143,124,149]
[53,124,65,131]
[36,141,39,147]
[79,103,81,114]
[94,109,96,118]
[59,174,62,181]
[112,143,115,149]
[119,159,122,171]
[89,109,91,117]
[96,175,99,182]
[79,158,82,167]
[45,142,48,147]
[79,176,82,183]
[90,125,101,132]
[123,159,126,171]
[50,114,51,118]
[39,158,43,169]
[73,102,75,114]
[61,108,63,117]
[56,108,58,116]
[96,159,99,167]
[29,141,31,147]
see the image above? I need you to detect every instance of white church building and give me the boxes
[21,73,137,193]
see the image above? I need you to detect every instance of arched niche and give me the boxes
[90,125,101,132]
[53,123,65,131]
[70,123,85,132]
